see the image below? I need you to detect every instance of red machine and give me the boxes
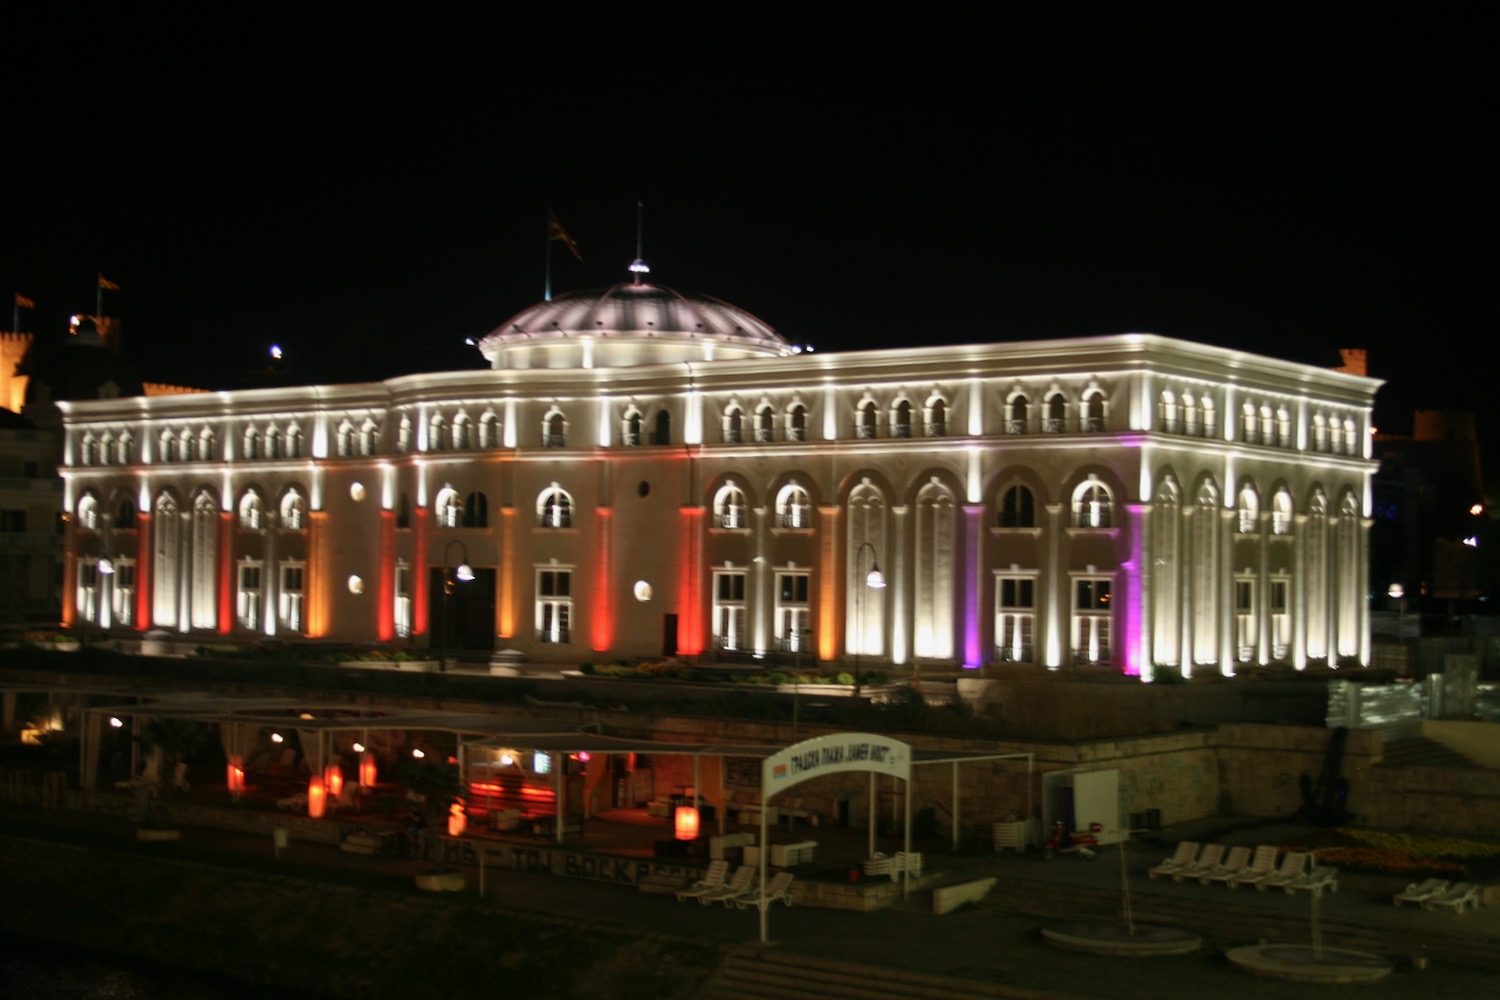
[1043,820,1101,859]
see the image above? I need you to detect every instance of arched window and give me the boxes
[158,430,176,463]
[337,421,355,458]
[999,484,1036,528]
[280,490,306,530]
[435,487,461,528]
[1073,479,1112,528]
[452,414,471,450]
[786,403,806,442]
[116,432,133,465]
[99,433,114,466]
[1343,418,1358,456]
[243,427,260,460]
[1241,401,1258,443]
[1201,396,1216,438]
[428,414,446,451]
[544,411,566,448]
[1276,408,1291,447]
[1081,391,1105,432]
[284,424,302,458]
[82,435,99,466]
[239,491,264,530]
[1181,392,1198,435]
[152,492,180,627]
[478,413,498,450]
[776,484,812,528]
[1160,391,1180,433]
[913,479,956,659]
[1007,394,1029,434]
[462,491,488,528]
[77,495,100,530]
[115,496,137,529]
[538,486,572,528]
[925,398,947,437]
[856,400,878,439]
[1260,405,1275,443]
[755,404,775,442]
[1272,489,1293,536]
[723,404,744,444]
[361,419,380,456]
[622,409,643,446]
[191,492,218,629]
[714,483,748,529]
[651,409,671,445]
[1238,485,1259,533]
[397,417,412,453]
[892,400,913,439]
[179,429,195,461]
[264,425,281,459]
[1044,393,1067,434]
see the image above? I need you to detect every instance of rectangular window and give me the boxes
[237,561,263,631]
[1270,577,1289,660]
[111,559,136,627]
[713,570,748,651]
[279,561,305,633]
[394,563,412,638]
[77,561,101,624]
[1072,577,1111,664]
[995,575,1035,662]
[537,569,572,643]
[774,571,811,652]
[1235,576,1256,662]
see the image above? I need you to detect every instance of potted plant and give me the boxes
[133,717,208,840]
[398,755,467,891]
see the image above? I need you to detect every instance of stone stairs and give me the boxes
[697,948,1070,1000]
[1376,736,1489,770]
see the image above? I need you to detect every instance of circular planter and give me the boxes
[415,870,466,892]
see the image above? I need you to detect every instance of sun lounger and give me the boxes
[1199,845,1251,885]
[1174,843,1224,882]
[734,871,796,909]
[1255,851,1309,892]
[1226,845,1280,889]
[697,865,756,905]
[1285,865,1339,895]
[1148,841,1201,880]
[674,859,730,902]
[1392,878,1449,907]
[1422,882,1480,914]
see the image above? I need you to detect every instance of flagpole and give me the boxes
[544,209,554,303]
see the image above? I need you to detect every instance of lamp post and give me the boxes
[853,541,887,697]
[440,539,474,673]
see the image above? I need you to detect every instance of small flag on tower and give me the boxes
[548,210,582,261]
[98,274,121,291]
[14,293,34,309]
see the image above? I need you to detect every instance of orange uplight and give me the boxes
[674,806,700,841]
[448,802,467,837]
[307,775,327,818]
[359,751,377,789]
[324,763,344,799]
[227,755,245,794]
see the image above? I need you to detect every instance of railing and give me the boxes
[777,511,810,529]
[1044,418,1065,434]
[622,431,641,446]
[538,512,572,528]
[724,427,742,444]
[856,424,877,440]
[716,512,745,529]
[786,426,806,442]
[755,427,774,443]
[538,628,570,644]
[996,645,1034,663]
[543,434,566,448]
[1083,416,1104,432]
[892,424,912,439]
[1006,419,1027,435]
[925,422,946,437]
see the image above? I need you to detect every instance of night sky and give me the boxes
[4,8,1492,450]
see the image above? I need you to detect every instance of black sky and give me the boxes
[4,7,1494,446]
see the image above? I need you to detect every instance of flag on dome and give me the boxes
[14,293,34,309]
[98,274,121,291]
[548,210,582,261]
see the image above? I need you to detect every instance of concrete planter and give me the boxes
[135,827,182,842]
[339,659,440,672]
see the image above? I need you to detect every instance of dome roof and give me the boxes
[476,281,793,370]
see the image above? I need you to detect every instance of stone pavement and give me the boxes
[6,801,1500,999]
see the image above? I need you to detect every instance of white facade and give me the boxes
[57,280,1381,678]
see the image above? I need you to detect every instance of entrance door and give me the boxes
[427,567,497,652]
[662,613,678,657]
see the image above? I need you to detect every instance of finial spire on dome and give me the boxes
[628,197,650,284]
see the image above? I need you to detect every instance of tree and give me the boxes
[397,756,465,872]
[134,717,209,828]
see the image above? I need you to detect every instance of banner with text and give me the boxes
[761,732,911,797]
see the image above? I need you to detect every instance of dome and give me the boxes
[476,281,795,370]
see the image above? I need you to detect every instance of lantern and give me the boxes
[674,806,700,841]
[448,801,466,837]
[307,775,327,818]
[226,755,245,795]
[358,751,377,789]
[324,763,344,799]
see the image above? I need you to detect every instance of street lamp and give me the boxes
[440,539,474,673]
[853,541,887,697]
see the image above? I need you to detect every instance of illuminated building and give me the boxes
[56,270,1382,678]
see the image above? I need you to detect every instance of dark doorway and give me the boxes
[662,613,678,657]
[427,567,497,653]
